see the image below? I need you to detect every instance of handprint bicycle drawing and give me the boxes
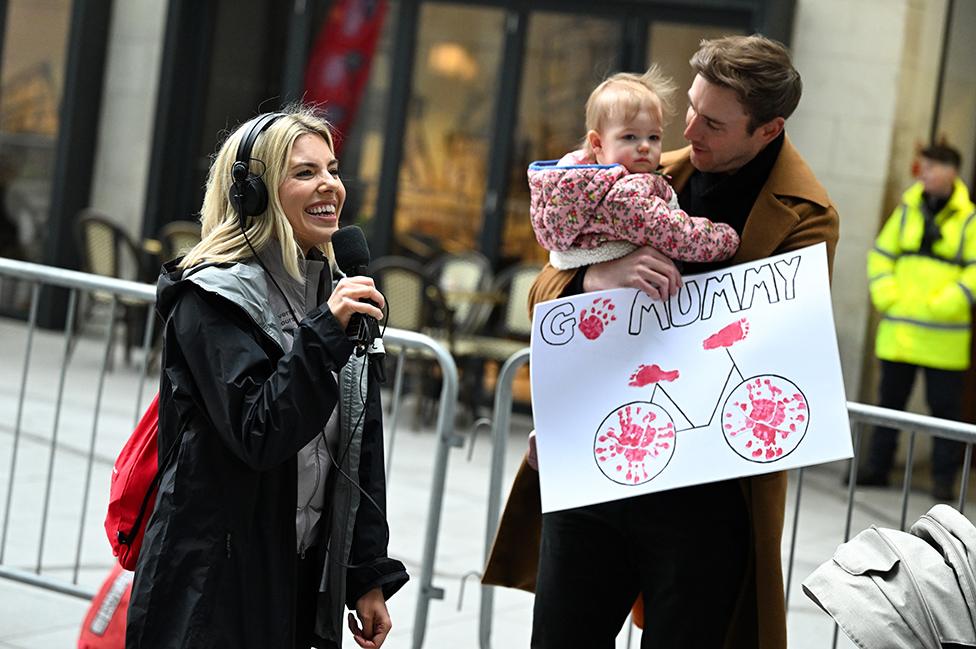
[593,317,810,486]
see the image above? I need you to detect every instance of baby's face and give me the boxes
[593,106,663,174]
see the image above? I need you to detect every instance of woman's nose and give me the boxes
[318,174,337,192]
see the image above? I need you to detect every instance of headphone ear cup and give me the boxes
[244,176,269,217]
[229,176,269,223]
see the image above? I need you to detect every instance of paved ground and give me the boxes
[0,314,966,648]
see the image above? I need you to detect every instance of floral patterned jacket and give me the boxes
[528,149,739,268]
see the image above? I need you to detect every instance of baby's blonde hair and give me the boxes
[179,104,336,280]
[583,65,677,157]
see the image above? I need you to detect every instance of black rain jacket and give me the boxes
[126,257,407,649]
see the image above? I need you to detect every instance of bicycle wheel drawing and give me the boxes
[721,375,808,463]
[594,401,676,485]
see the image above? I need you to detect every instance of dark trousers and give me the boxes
[865,360,965,484]
[531,479,749,649]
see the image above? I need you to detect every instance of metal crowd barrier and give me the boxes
[0,257,157,601]
[480,347,530,649]
[0,257,459,649]
[479,346,976,649]
[796,403,976,649]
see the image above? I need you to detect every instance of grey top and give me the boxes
[256,244,340,555]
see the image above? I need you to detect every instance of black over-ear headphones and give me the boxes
[229,112,286,229]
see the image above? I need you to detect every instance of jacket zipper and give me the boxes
[335,368,357,569]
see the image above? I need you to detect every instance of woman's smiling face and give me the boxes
[278,133,345,253]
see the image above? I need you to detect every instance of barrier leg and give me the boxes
[411,350,459,649]
[784,467,804,610]
[35,290,81,574]
[479,349,529,649]
[0,283,40,563]
[833,423,863,649]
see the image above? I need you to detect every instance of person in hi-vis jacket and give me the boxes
[863,143,976,501]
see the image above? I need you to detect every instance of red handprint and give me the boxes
[579,297,616,340]
[594,402,675,485]
[722,376,807,462]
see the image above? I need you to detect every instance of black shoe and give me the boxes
[932,480,955,502]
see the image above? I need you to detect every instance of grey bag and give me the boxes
[803,505,976,649]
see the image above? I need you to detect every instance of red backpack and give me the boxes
[104,393,175,570]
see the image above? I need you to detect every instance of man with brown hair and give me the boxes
[484,35,838,648]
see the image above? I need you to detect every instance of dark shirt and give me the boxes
[919,192,948,255]
[679,132,784,276]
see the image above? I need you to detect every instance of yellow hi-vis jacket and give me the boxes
[868,178,976,370]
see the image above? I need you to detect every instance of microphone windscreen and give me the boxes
[331,225,371,275]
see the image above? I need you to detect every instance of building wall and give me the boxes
[787,0,948,399]
[936,0,976,187]
[88,0,167,242]
[873,0,949,417]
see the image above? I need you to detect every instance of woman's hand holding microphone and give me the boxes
[327,276,385,330]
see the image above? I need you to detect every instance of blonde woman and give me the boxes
[127,106,407,649]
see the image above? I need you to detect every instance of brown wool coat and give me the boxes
[482,136,839,649]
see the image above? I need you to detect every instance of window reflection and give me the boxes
[647,22,745,151]
[392,3,504,258]
[0,0,72,269]
[504,12,619,265]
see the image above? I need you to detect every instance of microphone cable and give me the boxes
[321,291,394,571]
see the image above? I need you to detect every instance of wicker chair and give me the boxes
[367,256,452,426]
[157,220,202,263]
[450,263,543,415]
[425,251,493,337]
[74,210,148,365]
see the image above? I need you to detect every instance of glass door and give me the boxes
[502,11,620,265]
[392,2,505,258]
[0,0,74,266]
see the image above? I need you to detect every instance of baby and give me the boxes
[526,67,741,472]
[529,66,738,270]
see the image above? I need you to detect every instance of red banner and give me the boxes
[304,0,388,154]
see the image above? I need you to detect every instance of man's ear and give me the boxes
[586,130,602,154]
[756,117,785,144]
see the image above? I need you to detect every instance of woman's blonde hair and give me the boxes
[179,104,336,280]
[582,65,677,157]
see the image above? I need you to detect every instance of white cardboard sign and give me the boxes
[531,243,852,513]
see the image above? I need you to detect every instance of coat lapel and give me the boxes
[732,193,799,264]
[661,145,696,190]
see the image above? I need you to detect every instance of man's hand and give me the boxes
[582,246,682,300]
[348,588,391,648]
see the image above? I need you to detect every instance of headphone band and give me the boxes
[234,112,286,182]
